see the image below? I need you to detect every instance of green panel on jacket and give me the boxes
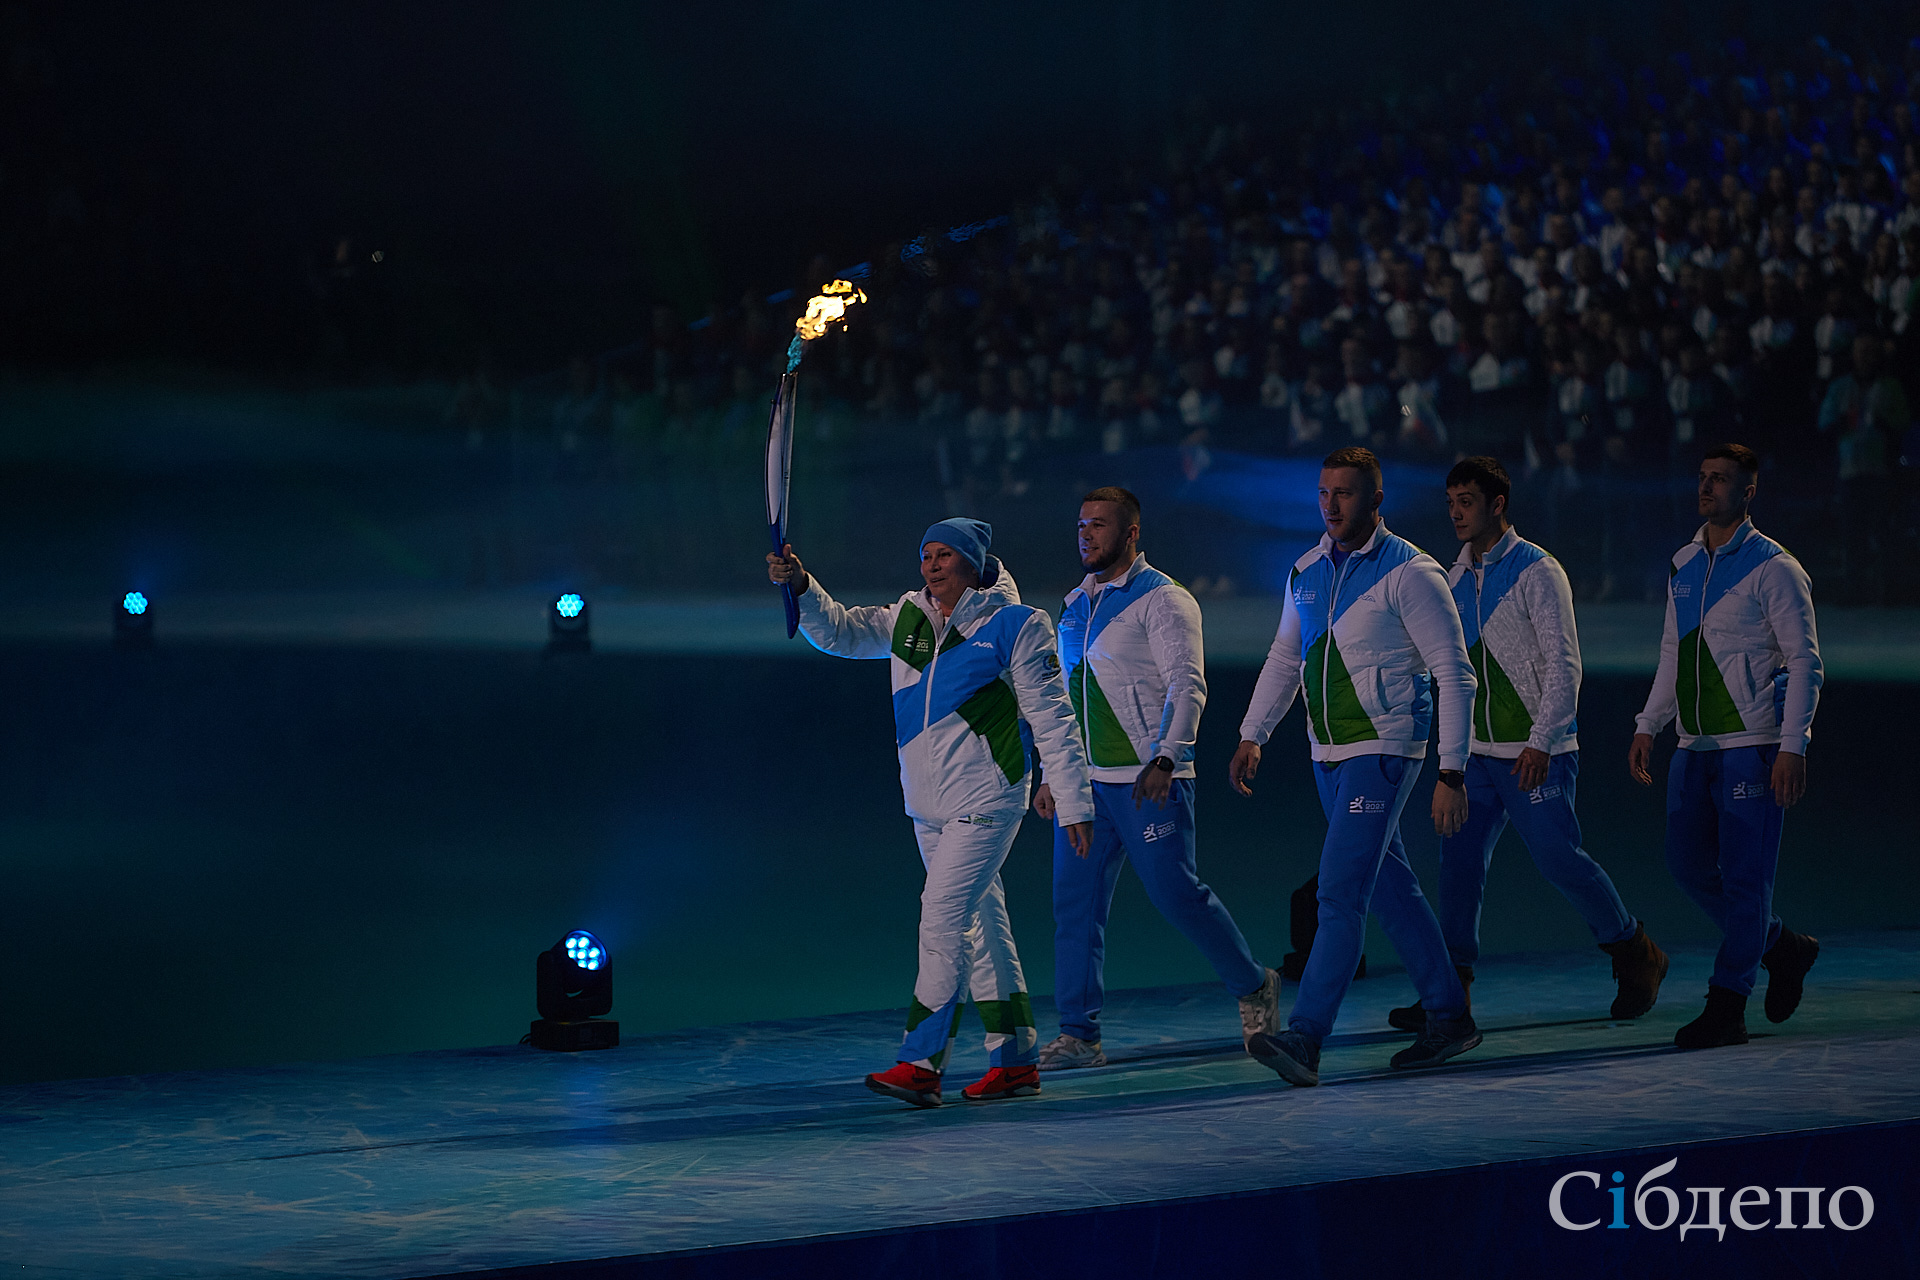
[890,600,966,671]
[1067,661,1143,768]
[1304,632,1380,746]
[1470,639,1535,743]
[1676,627,1747,735]
[957,677,1028,785]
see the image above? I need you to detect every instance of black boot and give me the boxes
[1599,921,1670,1019]
[1387,966,1471,1033]
[1762,929,1820,1024]
[1674,986,1749,1050]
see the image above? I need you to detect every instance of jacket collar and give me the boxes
[1692,517,1755,557]
[1068,553,1148,603]
[922,560,1019,629]
[1453,525,1520,570]
[1316,520,1389,563]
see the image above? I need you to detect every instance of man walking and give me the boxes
[1034,487,1278,1072]
[1230,447,1481,1085]
[1629,445,1823,1050]
[1387,457,1669,1031]
[768,519,1095,1105]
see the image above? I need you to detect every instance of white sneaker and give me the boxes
[1037,1033,1107,1072]
[1239,967,1281,1043]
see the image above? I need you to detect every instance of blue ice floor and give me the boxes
[3,933,1918,1279]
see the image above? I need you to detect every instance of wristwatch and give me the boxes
[1437,769,1465,789]
[1151,756,1175,773]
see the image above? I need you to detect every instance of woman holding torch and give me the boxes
[767,519,1094,1107]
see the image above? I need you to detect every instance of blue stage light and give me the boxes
[114,591,155,650]
[546,592,591,655]
[531,928,618,1051]
[564,930,605,971]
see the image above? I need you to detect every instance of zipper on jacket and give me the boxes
[1472,561,1491,742]
[1079,586,1107,754]
[1319,547,1352,743]
[924,593,956,734]
[1694,544,1715,736]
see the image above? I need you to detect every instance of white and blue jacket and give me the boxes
[1058,555,1207,784]
[1241,522,1476,771]
[797,559,1095,825]
[1449,528,1581,759]
[1634,519,1822,754]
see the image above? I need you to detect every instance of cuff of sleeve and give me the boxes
[1238,725,1268,746]
[1438,753,1468,773]
[1053,803,1096,826]
[1784,736,1810,756]
[1633,716,1663,738]
[1525,729,1557,753]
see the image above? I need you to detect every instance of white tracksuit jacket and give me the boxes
[1240,523,1477,771]
[1634,519,1822,754]
[1448,528,1581,759]
[796,558,1096,825]
[1057,555,1206,784]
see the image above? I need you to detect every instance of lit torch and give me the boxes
[765,278,866,637]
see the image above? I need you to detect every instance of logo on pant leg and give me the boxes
[1730,781,1765,800]
[1142,820,1177,842]
[1527,784,1565,803]
[1348,795,1388,814]
[959,814,998,826]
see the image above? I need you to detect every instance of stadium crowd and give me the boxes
[522,32,1920,602]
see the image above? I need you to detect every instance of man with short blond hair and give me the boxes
[1035,487,1277,1072]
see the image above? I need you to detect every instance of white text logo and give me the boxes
[1548,1159,1873,1239]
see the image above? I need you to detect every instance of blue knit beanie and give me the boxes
[920,518,992,579]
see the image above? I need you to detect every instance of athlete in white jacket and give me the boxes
[1033,487,1277,1072]
[1629,445,1823,1051]
[768,518,1094,1107]
[1386,457,1669,1033]
[1231,447,1482,1085]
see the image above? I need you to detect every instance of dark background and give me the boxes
[0,0,1866,374]
[3,645,1908,1085]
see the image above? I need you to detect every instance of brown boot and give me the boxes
[1599,922,1669,1019]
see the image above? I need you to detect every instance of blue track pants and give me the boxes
[1051,779,1264,1044]
[1289,755,1466,1044]
[1436,752,1636,967]
[1664,745,1785,996]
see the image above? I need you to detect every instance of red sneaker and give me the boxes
[865,1062,942,1108]
[961,1064,1041,1102]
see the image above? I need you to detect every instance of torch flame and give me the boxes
[794,279,867,342]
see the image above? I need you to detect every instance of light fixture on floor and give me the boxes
[114,592,154,650]
[528,929,619,1051]
[546,593,591,655]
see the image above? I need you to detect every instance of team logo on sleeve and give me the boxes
[1042,652,1060,674]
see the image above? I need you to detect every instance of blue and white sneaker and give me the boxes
[1247,1029,1321,1087]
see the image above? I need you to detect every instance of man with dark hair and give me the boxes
[1386,456,1669,1030]
[1035,488,1277,1071]
[767,521,1095,1106]
[1629,445,1824,1050]
[1229,446,1481,1085]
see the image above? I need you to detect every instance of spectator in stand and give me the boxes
[1393,342,1449,457]
[1335,337,1394,451]
[1819,333,1911,601]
